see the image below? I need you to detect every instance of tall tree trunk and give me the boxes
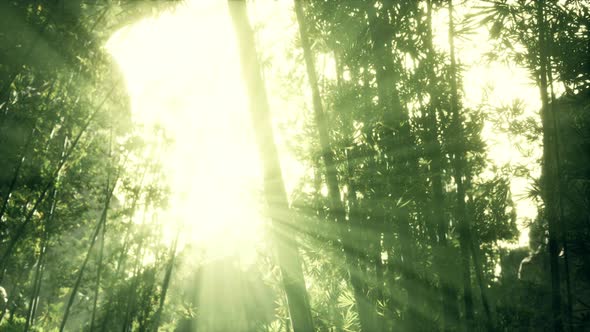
[99,161,147,332]
[24,187,56,332]
[152,231,179,331]
[365,2,422,329]
[294,3,373,331]
[446,1,474,330]
[122,206,150,332]
[536,1,563,331]
[59,174,119,332]
[114,162,149,277]
[228,2,314,331]
[465,174,495,331]
[334,50,377,332]
[357,65,388,331]
[90,133,116,332]
[422,2,459,330]
[546,22,573,332]
[90,185,109,331]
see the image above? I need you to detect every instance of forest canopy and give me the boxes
[0,0,588,331]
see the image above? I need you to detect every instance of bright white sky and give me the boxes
[106,0,541,256]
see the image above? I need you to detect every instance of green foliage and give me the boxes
[0,0,588,331]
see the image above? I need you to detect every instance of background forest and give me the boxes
[0,0,589,331]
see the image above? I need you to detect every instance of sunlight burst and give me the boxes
[106,0,265,261]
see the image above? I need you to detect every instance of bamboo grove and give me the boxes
[0,0,589,331]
